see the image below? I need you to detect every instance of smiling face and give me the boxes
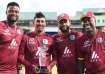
[81,17,96,36]
[58,19,71,33]
[6,5,20,24]
[33,17,46,33]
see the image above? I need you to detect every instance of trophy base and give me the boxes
[35,66,49,74]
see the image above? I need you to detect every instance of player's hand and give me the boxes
[31,64,39,73]
[34,66,40,73]
[47,66,51,73]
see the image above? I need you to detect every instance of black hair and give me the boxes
[34,12,45,19]
[7,2,20,8]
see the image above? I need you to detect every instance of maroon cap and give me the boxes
[57,13,69,22]
[80,11,95,21]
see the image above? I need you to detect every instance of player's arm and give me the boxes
[77,57,85,74]
[76,31,83,39]
[77,47,85,74]
[47,55,57,72]
[18,35,35,68]
[47,40,57,72]
[76,35,85,74]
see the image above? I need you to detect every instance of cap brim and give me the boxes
[80,16,90,21]
[58,18,68,22]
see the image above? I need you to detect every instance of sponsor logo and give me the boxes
[62,46,72,57]
[83,40,91,47]
[91,51,100,62]
[28,38,35,44]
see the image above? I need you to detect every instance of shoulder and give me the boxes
[25,32,36,37]
[17,26,23,30]
[22,32,35,40]
[16,26,24,35]
[52,33,59,38]
[79,34,87,42]
[45,33,52,37]
[70,30,83,40]
[0,21,6,28]
[71,30,83,36]
[69,30,83,39]
[96,31,105,40]
[97,31,105,35]
[0,21,6,24]
[45,33,54,45]
[44,33,53,41]
[51,33,63,43]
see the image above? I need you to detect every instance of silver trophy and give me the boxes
[36,39,49,74]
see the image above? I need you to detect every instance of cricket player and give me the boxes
[0,2,23,74]
[18,12,53,74]
[48,13,83,74]
[79,11,105,74]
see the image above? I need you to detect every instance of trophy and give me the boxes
[35,39,49,74]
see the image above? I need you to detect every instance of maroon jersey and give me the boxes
[79,31,105,74]
[19,32,53,74]
[0,21,23,74]
[48,31,83,74]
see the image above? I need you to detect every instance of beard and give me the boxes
[59,26,69,33]
[87,27,96,37]
[37,28,44,34]
[85,30,96,38]
[37,30,42,33]
[7,15,18,24]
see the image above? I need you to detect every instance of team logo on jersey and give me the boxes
[42,39,48,45]
[17,29,22,35]
[97,37,103,43]
[83,40,91,47]
[3,29,11,35]
[28,38,35,44]
[56,37,63,42]
[8,39,18,49]
[69,35,75,40]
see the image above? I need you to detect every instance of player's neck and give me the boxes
[35,31,45,36]
[87,28,98,38]
[61,31,69,36]
[7,21,17,27]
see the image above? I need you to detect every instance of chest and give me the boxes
[26,36,52,52]
[81,36,105,52]
[55,36,76,55]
